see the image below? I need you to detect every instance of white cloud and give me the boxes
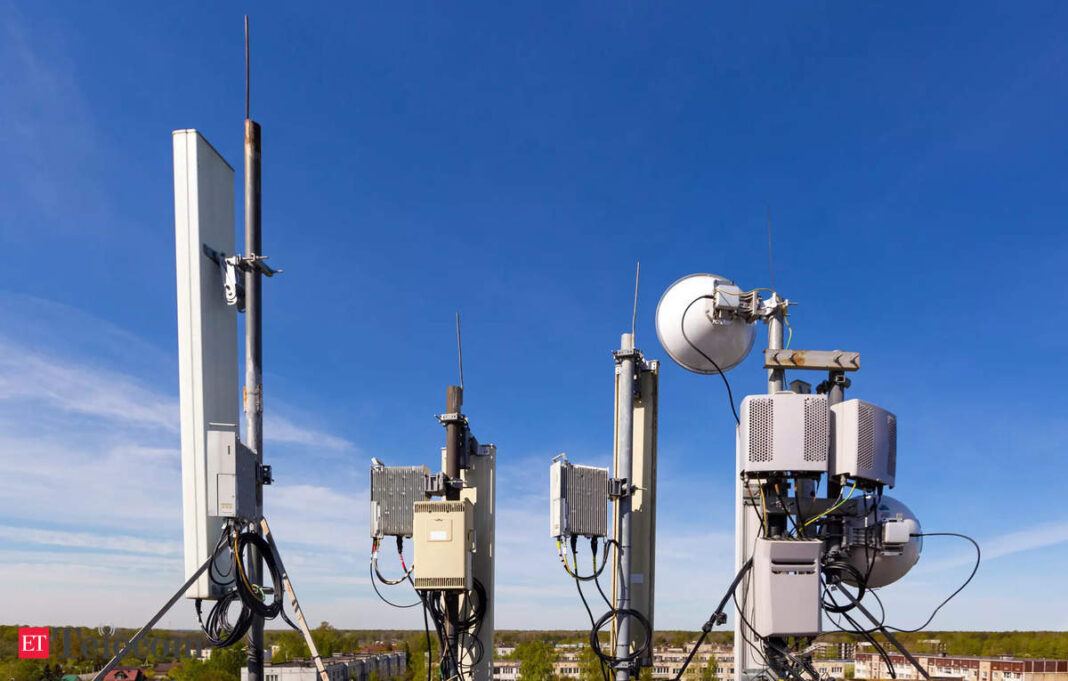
[0,339,179,432]
[0,526,179,557]
[267,414,357,453]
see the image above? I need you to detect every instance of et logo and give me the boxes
[18,627,50,658]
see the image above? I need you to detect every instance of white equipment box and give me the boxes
[752,538,822,637]
[206,428,256,519]
[174,129,239,599]
[740,393,829,475]
[413,500,473,590]
[830,399,897,487]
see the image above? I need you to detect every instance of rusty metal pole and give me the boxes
[244,116,265,681]
[443,385,463,680]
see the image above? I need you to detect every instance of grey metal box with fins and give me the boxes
[370,465,430,538]
[830,399,896,488]
[550,459,609,538]
[740,393,829,475]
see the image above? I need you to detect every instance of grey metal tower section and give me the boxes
[449,443,496,681]
[244,117,266,681]
[612,347,659,673]
[613,333,636,681]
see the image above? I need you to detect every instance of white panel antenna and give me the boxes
[173,129,239,600]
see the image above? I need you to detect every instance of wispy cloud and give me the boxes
[0,525,180,557]
[917,520,1068,573]
[267,414,357,453]
[0,339,179,432]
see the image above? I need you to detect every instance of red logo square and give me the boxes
[18,627,49,658]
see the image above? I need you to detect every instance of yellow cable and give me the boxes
[758,483,768,537]
[234,531,262,602]
[557,540,579,579]
[802,482,858,528]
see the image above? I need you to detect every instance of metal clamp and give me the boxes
[816,371,853,395]
[425,473,465,496]
[436,412,468,427]
[608,477,631,499]
[226,252,282,277]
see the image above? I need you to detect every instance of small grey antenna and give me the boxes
[244,16,250,119]
[456,311,464,391]
[631,261,641,339]
[766,204,775,290]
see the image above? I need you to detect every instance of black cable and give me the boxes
[731,590,772,673]
[196,590,254,648]
[208,531,235,587]
[821,560,868,614]
[570,545,610,681]
[370,562,421,608]
[233,531,284,619]
[590,607,652,671]
[825,595,895,680]
[592,566,613,611]
[681,296,740,424]
[671,559,753,681]
[886,532,980,633]
[419,591,434,681]
[563,535,614,581]
[195,526,252,648]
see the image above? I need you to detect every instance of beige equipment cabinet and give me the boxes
[413,500,474,590]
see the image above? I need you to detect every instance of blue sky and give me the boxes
[1,1,1066,631]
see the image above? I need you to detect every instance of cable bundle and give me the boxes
[369,536,487,681]
[196,522,300,647]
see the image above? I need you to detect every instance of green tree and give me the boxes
[170,644,245,681]
[578,645,604,681]
[515,641,555,681]
[312,622,342,658]
[699,658,717,681]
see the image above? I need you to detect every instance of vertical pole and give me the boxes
[736,298,788,681]
[615,333,635,681]
[826,372,845,500]
[244,116,264,681]
[766,295,785,395]
[443,385,463,681]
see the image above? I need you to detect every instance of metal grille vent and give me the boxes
[748,397,774,463]
[414,576,467,589]
[414,501,466,514]
[370,466,428,538]
[802,397,828,462]
[858,402,875,471]
[565,465,608,538]
[887,414,897,478]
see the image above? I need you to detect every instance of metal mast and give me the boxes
[244,15,266,681]
[614,333,636,681]
[443,384,464,681]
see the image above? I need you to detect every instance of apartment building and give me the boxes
[651,643,735,680]
[855,653,1068,681]
[493,659,521,681]
[811,659,853,679]
[241,651,407,681]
